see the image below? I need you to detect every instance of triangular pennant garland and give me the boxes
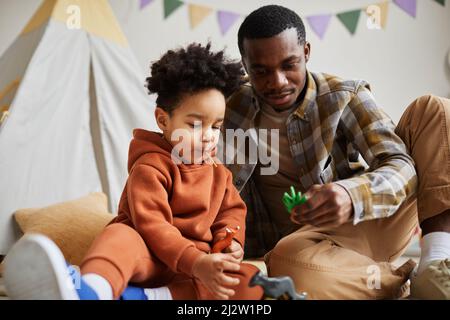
[337,9,361,35]
[217,11,240,35]
[188,4,213,29]
[306,14,332,40]
[141,0,446,39]
[393,0,417,17]
[164,0,184,18]
[140,0,154,10]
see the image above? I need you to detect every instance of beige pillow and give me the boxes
[13,192,114,266]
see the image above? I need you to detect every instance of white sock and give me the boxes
[144,286,173,300]
[82,273,113,300]
[417,232,450,275]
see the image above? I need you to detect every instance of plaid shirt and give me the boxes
[221,71,417,258]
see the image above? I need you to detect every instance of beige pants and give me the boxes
[266,95,450,299]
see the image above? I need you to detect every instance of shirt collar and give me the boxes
[294,70,316,121]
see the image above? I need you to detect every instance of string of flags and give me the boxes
[139,0,447,39]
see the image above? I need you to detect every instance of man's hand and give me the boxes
[290,183,354,228]
[192,253,241,300]
[223,239,244,262]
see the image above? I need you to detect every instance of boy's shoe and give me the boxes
[120,285,148,300]
[410,259,450,300]
[3,233,96,300]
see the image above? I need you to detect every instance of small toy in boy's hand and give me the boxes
[282,186,307,214]
[206,153,218,167]
[211,226,240,253]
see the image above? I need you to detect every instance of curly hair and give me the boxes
[238,5,306,54]
[146,42,244,113]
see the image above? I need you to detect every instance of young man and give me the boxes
[224,5,450,299]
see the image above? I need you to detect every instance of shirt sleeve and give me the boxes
[211,171,247,248]
[334,83,418,224]
[127,164,205,276]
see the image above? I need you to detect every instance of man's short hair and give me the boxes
[238,5,306,54]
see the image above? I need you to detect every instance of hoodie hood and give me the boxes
[127,129,173,172]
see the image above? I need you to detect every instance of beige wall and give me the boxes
[1,0,450,122]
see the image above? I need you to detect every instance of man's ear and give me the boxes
[155,107,169,131]
[304,42,311,63]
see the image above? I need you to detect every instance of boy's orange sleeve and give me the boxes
[127,163,205,277]
[211,171,247,248]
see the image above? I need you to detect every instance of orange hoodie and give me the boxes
[111,129,247,278]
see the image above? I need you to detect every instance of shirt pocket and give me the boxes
[320,156,334,184]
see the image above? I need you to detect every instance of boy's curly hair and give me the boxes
[146,42,244,113]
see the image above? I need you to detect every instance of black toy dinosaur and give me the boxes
[249,271,307,300]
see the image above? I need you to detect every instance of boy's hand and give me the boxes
[192,253,241,300]
[223,239,244,262]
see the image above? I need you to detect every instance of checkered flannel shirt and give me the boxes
[221,71,417,258]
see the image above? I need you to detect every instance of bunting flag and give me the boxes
[217,11,241,35]
[337,9,361,35]
[306,14,332,40]
[433,0,446,5]
[139,0,154,10]
[139,0,447,39]
[366,1,390,29]
[393,0,417,17]
[188,4,213,29]
[164,0,184,18]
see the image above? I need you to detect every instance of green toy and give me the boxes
[282,186,307,214]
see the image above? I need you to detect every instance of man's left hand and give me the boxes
[290,183,354,228]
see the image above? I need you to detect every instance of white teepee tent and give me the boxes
[0,0,157,254]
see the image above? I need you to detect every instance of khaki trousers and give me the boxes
[266,95,450,299]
